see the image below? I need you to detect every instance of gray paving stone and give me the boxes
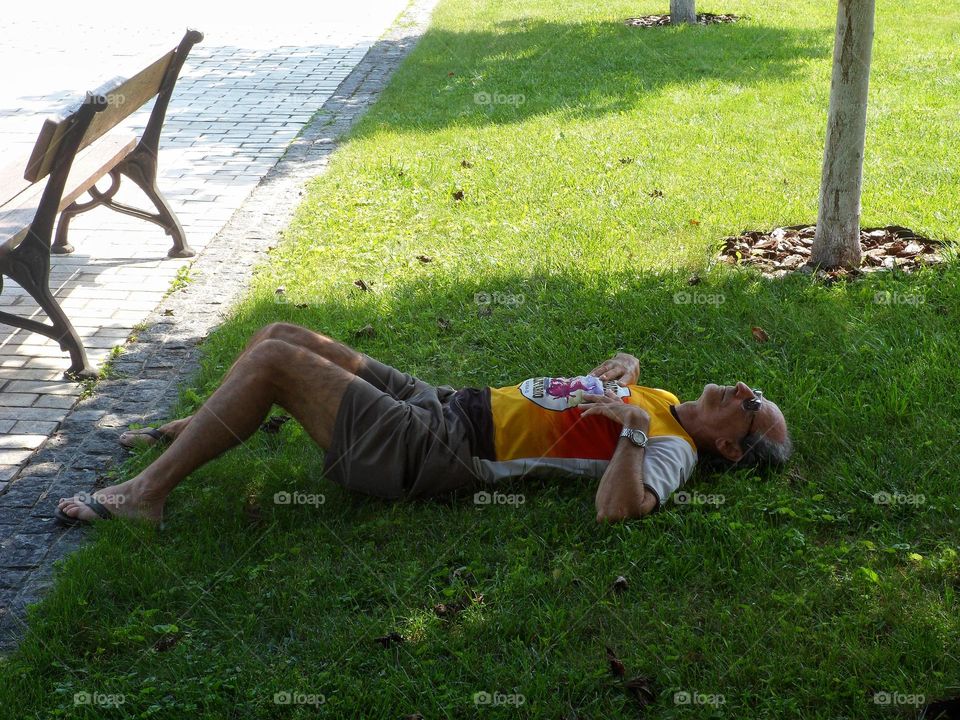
[2,381,82,396]
[31,396,77,410]
[0,535,49,569]
[10,421,60,435]
[0,450,34,467]
[0,435,48,450]
[0,569,32,591]
[0,408,68,422]
[0,477,49,508]
[0,394,40,408]
[14,462,62,477]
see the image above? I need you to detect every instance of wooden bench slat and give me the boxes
[24,50,175,183]
[0,204,37,256]
[0,131,136,252]
[0,157,35,208]
[60,132,137,207]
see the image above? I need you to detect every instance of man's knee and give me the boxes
[242,338,299,375]
[245,338,337,384]
[257,322,307,343]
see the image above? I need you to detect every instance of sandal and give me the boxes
[118,427,168,450]
[54,495,114,527]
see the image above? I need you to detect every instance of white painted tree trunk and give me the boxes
[811,0,876,269]
[670,0,696,24]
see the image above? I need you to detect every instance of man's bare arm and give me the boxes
[594,407,657,522]
[579,393,655,521]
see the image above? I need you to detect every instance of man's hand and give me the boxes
[589,352,639,386]
[579,390,650,427]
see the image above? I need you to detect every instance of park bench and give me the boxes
[0,29,203,379]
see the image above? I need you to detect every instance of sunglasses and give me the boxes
[743,388,763,436]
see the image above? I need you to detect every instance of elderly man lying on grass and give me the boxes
[56,322,792,526]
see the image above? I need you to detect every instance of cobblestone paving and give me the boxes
[0,0,437,652]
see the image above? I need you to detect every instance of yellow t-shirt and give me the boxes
[489,376,696,461]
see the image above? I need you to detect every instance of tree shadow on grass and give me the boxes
[355,18,832,135]
[184,262,960,521]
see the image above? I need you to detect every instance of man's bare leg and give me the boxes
[133,323,365,444]
[59,338,354,524]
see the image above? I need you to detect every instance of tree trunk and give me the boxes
[811,0,876,269]
[670,0,697,24]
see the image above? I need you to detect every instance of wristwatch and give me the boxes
[619,427,648,448]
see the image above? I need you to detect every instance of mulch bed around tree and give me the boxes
[624,13,740,28]
[718,225,946,281]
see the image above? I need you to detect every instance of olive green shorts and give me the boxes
[322,354,479,500]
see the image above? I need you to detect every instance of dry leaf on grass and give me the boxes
[606,646,627,678]
[374,632,404,648]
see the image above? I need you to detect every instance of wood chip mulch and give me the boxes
[625,13,740,28]
[719,225,946,281]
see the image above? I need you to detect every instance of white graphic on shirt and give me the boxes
[518,375,631,411]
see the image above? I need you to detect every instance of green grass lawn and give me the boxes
[3,0,960,717]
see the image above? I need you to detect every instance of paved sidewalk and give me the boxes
[0,0,437,650]
[0,0,409,486]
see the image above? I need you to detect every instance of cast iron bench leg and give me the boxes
[0,230,95,379]
[53,154,195,259]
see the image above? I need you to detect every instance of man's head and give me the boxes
[676,383,792,469]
